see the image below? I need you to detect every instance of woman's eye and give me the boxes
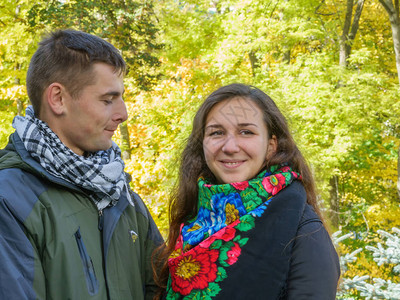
[240,130,253,135]
[209,130,224,136]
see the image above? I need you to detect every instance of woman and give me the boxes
[155,83,340,299]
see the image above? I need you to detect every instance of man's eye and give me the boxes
[103,100,112,105]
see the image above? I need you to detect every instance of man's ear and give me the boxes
[45,82,67,116]
[267,135,278,160]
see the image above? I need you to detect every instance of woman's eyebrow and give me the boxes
[205,123,257,130]
[205,124,223,130]
[237,123,257,127]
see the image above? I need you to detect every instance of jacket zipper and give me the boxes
[98,209,104,231]
[98,208,111,298]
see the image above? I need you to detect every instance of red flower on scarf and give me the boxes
[280,165,291,173]
[201,225,236,248]
[292,171,301,179]
[262,174,286,195]
[169,247,219,295]
[231,181,249,190]
[226,242,241,265]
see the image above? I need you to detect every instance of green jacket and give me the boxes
[0,133,163,299]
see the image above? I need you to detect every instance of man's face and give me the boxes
[57,62,127,155]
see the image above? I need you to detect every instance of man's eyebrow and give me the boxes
[101,89,125,97]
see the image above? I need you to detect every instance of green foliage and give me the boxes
[336,229,400,299]
[1,2,400,289]
[0,0,37,82]
[155,1,222,62]
[0,109,14,148]
[27,0,163,90]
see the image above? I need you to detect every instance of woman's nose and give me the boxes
[221,135,240,153]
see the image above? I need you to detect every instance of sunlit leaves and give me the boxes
[0,0,399,257]
[27,0,163,91]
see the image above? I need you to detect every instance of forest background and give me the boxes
[1,0,400,298]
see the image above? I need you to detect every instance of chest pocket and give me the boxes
[74,227,99,296]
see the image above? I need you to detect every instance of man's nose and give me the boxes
[113,98,128,124]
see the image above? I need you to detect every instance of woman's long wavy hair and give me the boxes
[153,83,323,297]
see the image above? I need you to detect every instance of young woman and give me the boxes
[155,83,340,299]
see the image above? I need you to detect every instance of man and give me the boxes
[0,29,162,299]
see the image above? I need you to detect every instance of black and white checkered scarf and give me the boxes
[13,106,133,211]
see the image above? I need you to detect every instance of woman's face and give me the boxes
[203,97,277,184]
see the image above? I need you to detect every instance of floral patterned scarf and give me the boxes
[166,164,301,299]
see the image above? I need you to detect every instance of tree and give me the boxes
[335,0,365,225]
[0,0,38,147]
[148,0,400,233]
[1,0,399,238]
[397,128,400,204]
[340,0,365,67]
[375,0,400,199]
[379,0,400,84]
[336,228,400,299]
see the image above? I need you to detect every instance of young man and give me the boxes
[0,30,162,299]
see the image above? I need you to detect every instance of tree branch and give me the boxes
[349,0,365,41]
[379,0,396,15]
[342,0,353,37]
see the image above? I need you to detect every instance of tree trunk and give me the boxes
[14,6,24,116]
[379,0,400,85]
[14,66,24,116]
[349,0,365,41]
[119,122,131,160]
[339,0,353,67]
[340,0,365,67]
[283,49,291,64]
[398,146,400,200]
[379,1,400,199]
[249,51,260,77]
[329,175,340,227]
